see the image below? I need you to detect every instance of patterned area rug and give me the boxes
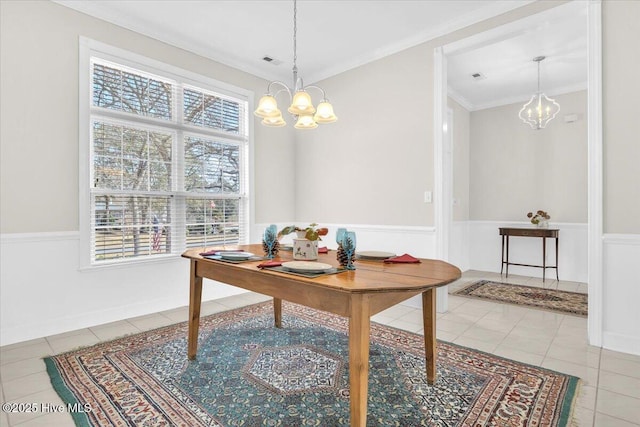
[454,280,588,317]
[45,302,579,426]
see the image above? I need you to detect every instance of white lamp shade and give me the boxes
[294,114,318,129]
[261,113,286,127]
[254,95,280,118]
[313,101,337,124]
[288,90,316,115]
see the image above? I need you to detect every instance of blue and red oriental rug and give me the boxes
[45,301,579,426]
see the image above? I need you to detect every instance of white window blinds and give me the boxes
[88,56,249,265]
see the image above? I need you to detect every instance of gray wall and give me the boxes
[0,0,297,234]
[603,0,640,234]
[469,91,588,223]
[450,98,471,222]
[291,1,639,234]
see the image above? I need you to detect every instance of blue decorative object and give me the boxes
[340,231,357,270]
[336,228,346,245]
[263,224,278,259]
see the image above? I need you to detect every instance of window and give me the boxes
[81,40,251,266]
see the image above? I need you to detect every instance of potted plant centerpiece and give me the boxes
[278,223,328,260]
[527,210,550,228]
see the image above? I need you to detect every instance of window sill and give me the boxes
[79,253,184,272]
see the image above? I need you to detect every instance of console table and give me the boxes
[499,227,559,282]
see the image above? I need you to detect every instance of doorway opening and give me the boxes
[433,1,602,346]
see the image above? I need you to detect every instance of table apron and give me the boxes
[195,261,430,318]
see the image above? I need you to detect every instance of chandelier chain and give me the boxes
[537,60,541,94]
[293,0,297,72]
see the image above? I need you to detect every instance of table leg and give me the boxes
[506,236,510,278]
[188,260,203,360]
[556,237,560,282]
[500,235,505,275]
[543,237,547,282]
[349,294,371,427]
[422,289,437,384]
[273,297,282,328]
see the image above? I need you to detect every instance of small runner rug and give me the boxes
[454,280,588,317]
[45,301,579,426]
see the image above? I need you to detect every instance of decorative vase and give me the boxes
[262,224,279,259]
[339,231,357,270]
[293,238,318,260]
[537,220,549,229]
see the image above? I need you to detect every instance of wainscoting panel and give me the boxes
[1,225,439,346]
[0,232,245,346]
[274,223,437,257]
[451,221,470,272]
[602,234,640,356]
[467,221,588,283]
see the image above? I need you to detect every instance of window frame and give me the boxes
[79,37,254,269]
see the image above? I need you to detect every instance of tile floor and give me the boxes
[1,270,639,426]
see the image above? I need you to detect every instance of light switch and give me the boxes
[424,191,432,203]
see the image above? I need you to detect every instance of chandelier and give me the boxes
[253,0,337,129]
[518,56,560,130]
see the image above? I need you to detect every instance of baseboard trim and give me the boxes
[602,331,640,356]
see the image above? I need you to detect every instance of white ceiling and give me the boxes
[55,0,587,111]
[446,1,588,110]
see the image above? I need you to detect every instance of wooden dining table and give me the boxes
[182,244,461,427]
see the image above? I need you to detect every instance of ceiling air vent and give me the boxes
[471,72,486,81]
[262,55,283,65]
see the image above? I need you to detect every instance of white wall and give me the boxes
[300,223,438,310]
[467,221,588,283]
[0,233,248,345]
[602,235,640,355]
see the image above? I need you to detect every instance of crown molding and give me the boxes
[447,86,474,111]
[469,82,588,111]
[305,1,536,84]
[54,0,535,85]
[53,0,283,83]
